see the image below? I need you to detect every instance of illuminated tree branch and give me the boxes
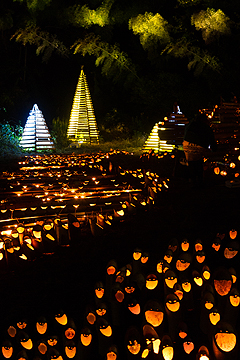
[11,25,69,61]
[72,33,140,81]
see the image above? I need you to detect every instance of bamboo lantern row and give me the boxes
[0,152,170,271]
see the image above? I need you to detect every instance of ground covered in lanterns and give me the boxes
[0,151,239,360]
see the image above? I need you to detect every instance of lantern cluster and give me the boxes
[1,229,238,360]
[211,150,240,185]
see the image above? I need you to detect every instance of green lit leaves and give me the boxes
[72,33,138,82]
[191,8,231,43]
[129,12,170,50]
[11,25,68,61]
[69,0,114,28]
[164,38,221,75]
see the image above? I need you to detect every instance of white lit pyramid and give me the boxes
[67,67,99,144]
[20,104,55,151]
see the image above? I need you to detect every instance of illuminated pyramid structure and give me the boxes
[20,104,55,151]
[143,122,176,153]
[143,122,160,153]
[143,105,188,153]
[67,67,99,144]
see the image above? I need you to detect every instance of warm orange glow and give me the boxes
[165,272,177,289]
[128,302,141,315]
[125,285,135,294]
[127,340,141,354]
[224,246,238,259]
[202,266,211,280]
[229,229,237,240]
[7,326,16,338]
[164,252,173,264]
[146,274,158,290]
[133,250,142,260]
[195,241,203,252]
[55,313,68,325]
[2,345,13,359]
[166,294,180,312]
[193,273,203,287]
[106,351,117,360]
[65,344,77,358]
[36,321,47,335]
[209,310,220,325]
[182,281,191,292]
[38,342,48,355]
[214,279,232,296]
[17,322,27,329]
[86,312,96,325]
[196,251,205,263]
[81,332,92,346]
[95,287,104,298]
[181,240,189,251]
[156,260,164,273]
[115,290,124,302]
[20,338,33,350]
[183,340,194,354]
[176,259,190,271]
[99,325,112,337]
[145,305,164,327]
[198,345,209,360]
[215,332,236,352]
[65,328,75,340]
[212,241,221,251]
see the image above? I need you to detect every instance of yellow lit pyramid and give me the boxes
[20,104,55,151]
[143,122,160,153]
[67,67,99,144]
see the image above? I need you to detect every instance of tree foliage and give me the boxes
[51,117,70,150]
[191,8,231,43]
[0,122,23,158]
[129,12,170,50]
[1,0,240,124]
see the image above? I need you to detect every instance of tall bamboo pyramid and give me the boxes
[67,67,99,144]
[20,104,55,151]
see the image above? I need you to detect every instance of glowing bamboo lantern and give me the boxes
[212,322,237,358]
[144,300,164,328]
[213,268,232,296]
[67,67,99,145]
[142,324,160,356]
[20,104,54,151]
[36,316,48,335]
[55,309,68,325]
[196,345,210,360]
[161,334,174,360]
[1,340,13,359]
[183,337,194,354]
[125,326,141,355]
[80,327,92,346]
[65,340,77,359]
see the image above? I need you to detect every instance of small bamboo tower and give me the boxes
[67,67,99,144]
[143,123,160,153]
[20,104,55,151]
